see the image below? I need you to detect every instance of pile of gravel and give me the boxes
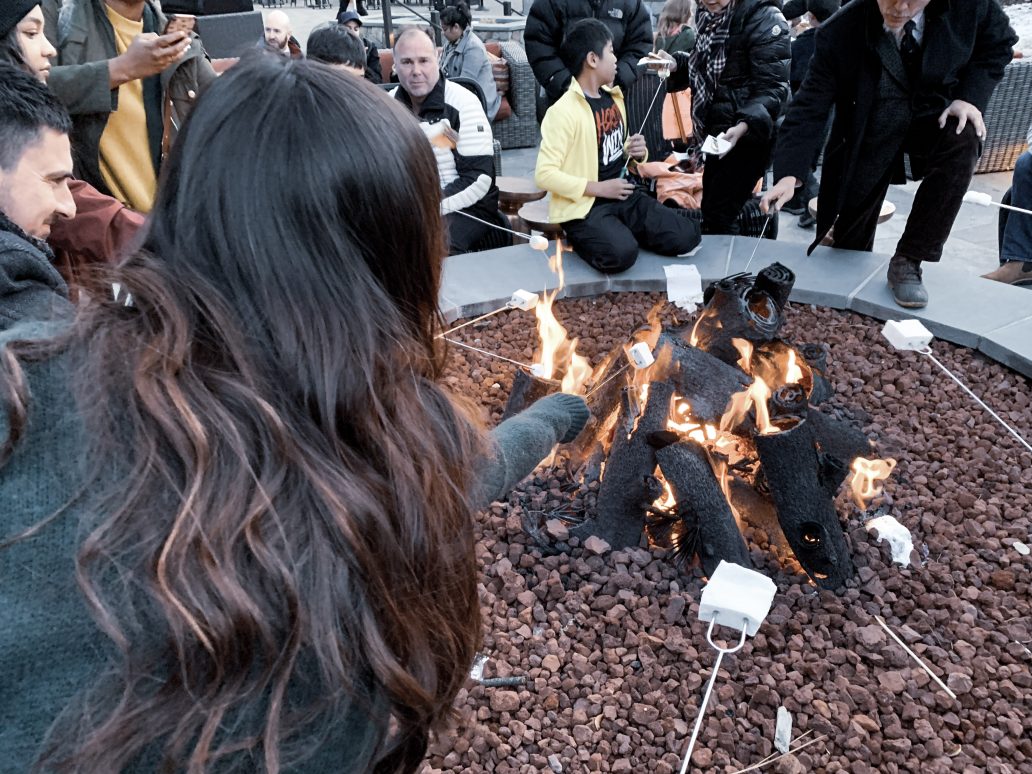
[424,293,1031,774]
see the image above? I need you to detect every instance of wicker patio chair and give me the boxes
[491,41,540,149]
[977,58,1032,174]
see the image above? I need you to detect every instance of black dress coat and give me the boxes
[772,0,1016,252]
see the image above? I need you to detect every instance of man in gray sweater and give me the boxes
[0,64,75,329]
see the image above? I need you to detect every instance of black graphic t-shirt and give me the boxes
[585,92,625,181]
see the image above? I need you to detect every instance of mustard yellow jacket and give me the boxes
[534,79,632,223]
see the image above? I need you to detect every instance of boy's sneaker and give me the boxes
[797,211,816,229]
[982,261,1032,286]
[782,192,808,216]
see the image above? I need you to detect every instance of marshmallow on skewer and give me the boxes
[627,341,656,369]
[529,234,549,251]
[962,191,993,206]
[509,289,540,310]
[530,363,547,378]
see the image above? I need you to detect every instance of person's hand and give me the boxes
[586,178,636,200]
[716,122,749,155]
[645,50,677,74]
[759,176,799,214]
[938,99,986,141]
[625,133,647,162]
[442,126,459,146]
[109,31,190,86]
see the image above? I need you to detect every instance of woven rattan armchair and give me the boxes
[977,58,1032,174]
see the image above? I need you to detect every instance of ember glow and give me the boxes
[849,456,897,509]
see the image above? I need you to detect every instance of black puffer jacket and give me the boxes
[667,0,790,144]
[526,0,653,102]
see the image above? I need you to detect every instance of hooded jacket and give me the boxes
[665,0,790,144]
[525,0,652,102]
[41,0,215,199]
[0,213,72,330]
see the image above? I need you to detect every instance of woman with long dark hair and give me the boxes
[0,56,587,772]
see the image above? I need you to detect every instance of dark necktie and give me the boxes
[900,20,921,82]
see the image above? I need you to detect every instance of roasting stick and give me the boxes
[620,61,671,177]
[441,337,537,371]
[454,209,550,251]
[874,616,957,699]
[962,190,1032,216]
[733,730,814,771]
[917,347,1032,454]
[724,235,737,276]
[438,305,515,338]
[679,618,749,774]
[742,215,773,272]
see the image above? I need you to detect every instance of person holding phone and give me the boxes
[40,0,215,213]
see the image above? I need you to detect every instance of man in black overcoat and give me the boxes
[761,0,1016,308]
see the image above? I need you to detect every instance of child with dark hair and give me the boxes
[534,18,701,273]
[307,21,366,76]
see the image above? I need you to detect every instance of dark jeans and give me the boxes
[832,115,980,262]
[562,189,702,273]
[1001,151,1032,264]
[444,207,491,255]
[700,134,772,235]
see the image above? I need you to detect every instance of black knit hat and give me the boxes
[0,0,41,40]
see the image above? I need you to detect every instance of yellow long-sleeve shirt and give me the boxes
[534,79,627,224]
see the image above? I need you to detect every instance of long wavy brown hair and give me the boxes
[1,55,483,773]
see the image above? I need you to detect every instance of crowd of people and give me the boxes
[0,0,1026,770]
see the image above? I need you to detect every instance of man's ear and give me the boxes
[585,51,599,69]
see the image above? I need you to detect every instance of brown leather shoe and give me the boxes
[982,261,1032,286]
[887,255,928,309]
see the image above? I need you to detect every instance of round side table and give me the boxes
[808,198,896,246]
[518,199,565,242]
[498,176,546,238]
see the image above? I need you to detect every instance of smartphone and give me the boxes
[164,14,196,36]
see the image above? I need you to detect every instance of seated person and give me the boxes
[261,10,302,59]
[336,11,382,84]
[440,2,500,121]
[984,122,1032,286]
[391,28,499,256]
[0,64,74,328]
[307,21,365,76]
[535,19,701,273]
[2,2,144,274]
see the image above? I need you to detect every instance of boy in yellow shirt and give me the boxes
[534,18,700,273]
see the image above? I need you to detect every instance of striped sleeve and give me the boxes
[440,81,495,215]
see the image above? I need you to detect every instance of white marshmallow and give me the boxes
[530,363,546,378]
[509,289,540,310]
[698,561,777,637]
[882,319,933,352]
[627,341,655,369]
[529,234,549,251]
[962,190,993,206]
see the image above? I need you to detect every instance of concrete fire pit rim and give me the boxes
[440,237,1032,380]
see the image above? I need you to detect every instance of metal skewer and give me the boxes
[454,209,549,250]
[742,215,773,272]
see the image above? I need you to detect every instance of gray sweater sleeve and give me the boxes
[474,393,590,506]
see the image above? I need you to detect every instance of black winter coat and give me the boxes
[525,0,653,101]
[773,0,1016,251]
[666,0,790,144]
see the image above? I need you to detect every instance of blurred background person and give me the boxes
[441,2,500,120]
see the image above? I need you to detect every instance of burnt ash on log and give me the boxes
[655,332,750,424]
[656,441,752,576]
[692,263,796,366]
[799,342,834,405]
[754,419,855,589]
[501,369,560,420]
[582,381,675,549]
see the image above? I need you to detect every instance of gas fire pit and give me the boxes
[428,270,1032,773]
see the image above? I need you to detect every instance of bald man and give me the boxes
[262,10,302,59]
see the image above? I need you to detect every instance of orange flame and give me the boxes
[720,375,779,435]
[785,349,804,385]
[549,239,565,290]
[531,241,592,395]
[653,470,676,510]
[733,338,754,372]
[849,457,897,509]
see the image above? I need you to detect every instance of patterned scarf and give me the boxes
[688,3,736,147]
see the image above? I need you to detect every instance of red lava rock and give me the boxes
[489,691,521,713]
[545,518,570,542]
[424,295,1032,773]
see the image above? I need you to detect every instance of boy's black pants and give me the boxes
[561,190,701,273]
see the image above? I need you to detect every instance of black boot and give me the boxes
[887,255,929,309]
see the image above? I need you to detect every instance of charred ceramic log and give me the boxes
[752,339,815,397]
[769,383,808,422]
[656,440,752,576]
[692,263,796,365]
[655,332,750,424]
[501,369,560,420]
[754,418,855,589]
[584,381,675,549]
[799,342,834,405]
